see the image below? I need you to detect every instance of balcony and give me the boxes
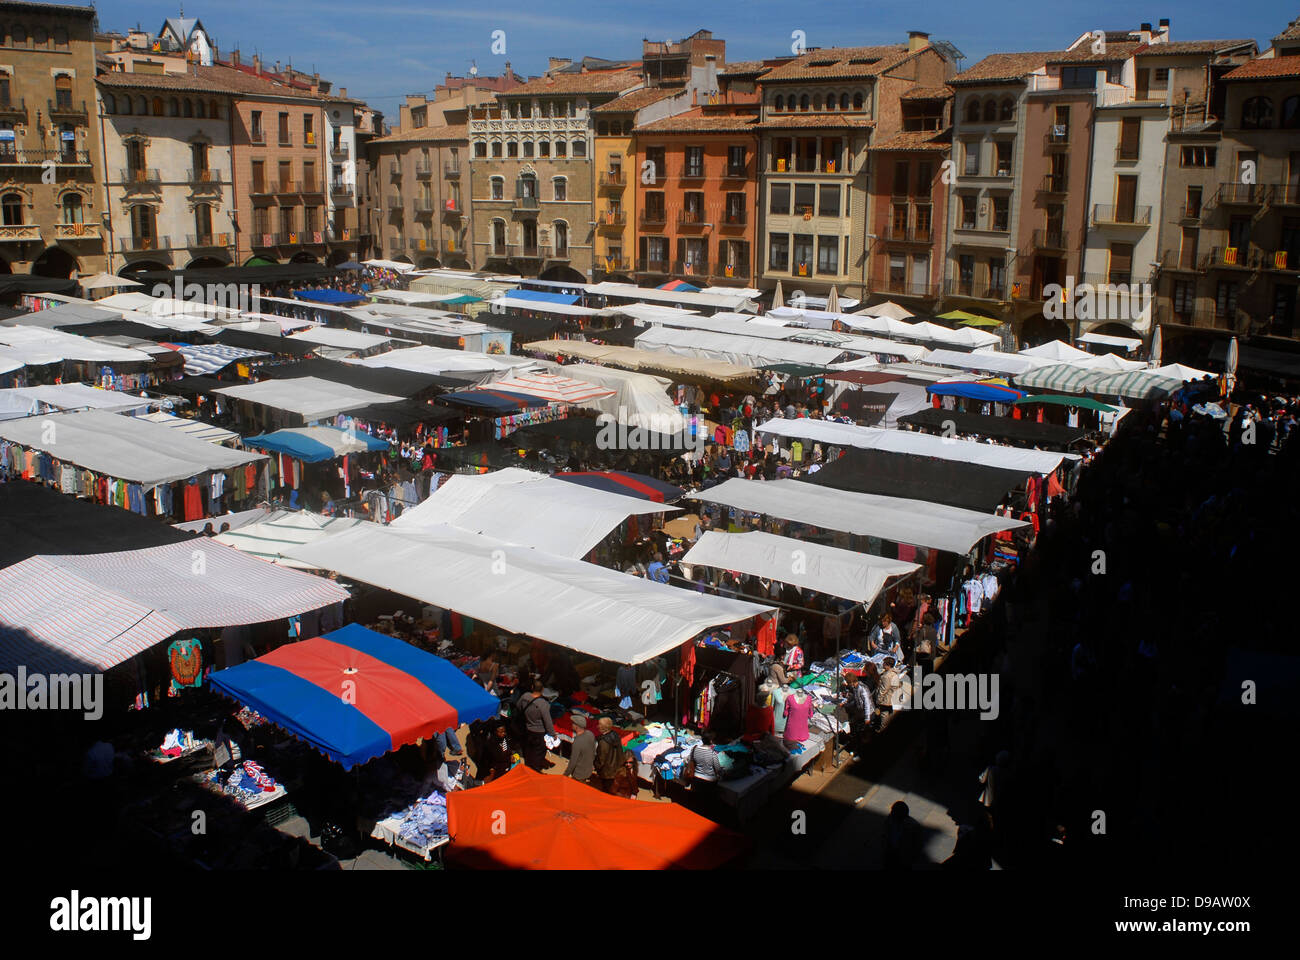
[187,168,222,187]
[637,257,670,273]
[53,222,100,241]
[120,168,161,186]
[681,166,706,181]
[510,244,542,259]
[443,162,461,178]
[713,262,751,282]
[1157,247,1203,274]
[389,162,401,179]
[331,180,351,196]
[1093,204,1152,227]
[882,224,933,243]
[0,147,91,166]
[1031,228,1069,251]
[275,232,306,246]
[415,162,433,178]
[944,278,976,297]
[1201,246,1256,270]
[545,245,571,261]
[48,98,88,123]
[1271,183,1300,207]
[724,162,749,179]
[1114,146,1141,164]
[331,143,350,160]
[672,260,709,277]
[387,195,404,211]
[598,257,631,272]
[1264,250,1299,272]
[720,210,748,228]
[677,209,710,227]
[413,198,435,214]
[0,98,28,122]
[512,195,539,213]
[597,210,626,228]
[1179,204,1203,223]
[878,278,941,299]
[598,170,625,189]
[250,130,266,145]
[298,180,324,196]
[0,225,42,243]
[1214,182,1263,206]
[442,198,462,215]
[1044,128,1070,149]
[274,180,299,195]
[249,181,274,197]
[639,211,667,229]
[119,235,171,252]
[409,238,437,253]
[278,134,293,147]
[1038,173,1069,195]
[188,233,234,248]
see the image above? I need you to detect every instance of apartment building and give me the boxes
[467,66,642,278]
[866,86,951,308]
[0,2,105,279]
[367,124,469,268]
[755,34,953,301]
[96,71,236,272]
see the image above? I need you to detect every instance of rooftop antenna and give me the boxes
[469,60,478,77]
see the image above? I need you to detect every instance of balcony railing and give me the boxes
[721,210,747,227]
[545,245,571,261]
[1271,183,1300,206]
[270,180,297,194]
[415,162,433,178]
[637,257,670,273]
[188,233,234,248]
[0,98,28,122]
[250,130,266,145]
[598,210,626,227]
[120,168,161,185]
[48,98,88,122]
[0,147,91,165]
[413,198,435,213]
[1201,245,1257,270]
[672,259,709,276]
[442,198,462,215]
[387,195,404,210]
[512,195,539,211]
[1158,247,1203,273]
[1044,128,1070,149]
[877,278,941,298]
[1114,145,1141,163]
[250,182,273,196]
[389,162,401,178]
[639,211,667,228]
[187,168,222,185]
[409,238,437,252]
[1179,204,1202,222]
[883,224,933,243]
[278,134,293,147]
[1264,250,1299,271]
[1038,173,1068,194]
[677,209,709,227]
[1215,182,1263,205]
[1093,204,1152,226]
[53,222,100,240]
[598,257,631,272]
[298,180,323,195]
[443,162,461,178]
[598,170,625,188]
[330,180,351,195]
[1032,228,1069,251]
[724,162,749,179]
[510,244,542,258]
[0,225,42,242]
[713,262,752,282]
[331,143,350,160]
[681,166,706,180]
[120,235,170,252]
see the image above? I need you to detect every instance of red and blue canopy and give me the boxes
[553,470,684,503]
[208,624,499,770]
[927,380,1026,403]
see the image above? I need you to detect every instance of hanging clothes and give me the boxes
[167,638,204,695]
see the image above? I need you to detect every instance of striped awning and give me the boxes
[1088,370,1183,400]
[169,342,271,376]
[1013,363,1109,396]
[478,372,617,405]
[0,540,350,674]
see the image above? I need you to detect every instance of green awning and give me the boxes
[1017,394,1118,413]
[760,363,826,377]
[245,257,276,267]
[938,309,1001,326]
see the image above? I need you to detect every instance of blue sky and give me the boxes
[98,0,1296,115]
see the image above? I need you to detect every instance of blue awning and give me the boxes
[440,389,551,413]
[505,288,582,305]
[926,381,1026,403]
[294,289,369,306]
[243,426,389,462]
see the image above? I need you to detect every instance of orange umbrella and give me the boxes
[446,766,749,870]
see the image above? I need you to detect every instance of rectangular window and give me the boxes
[302,161,316,192]
[1172,279,1194,318]
[892,203,909,237]
[1180,146,1216,167]
[727,145,746,175]
[988,259,1005,296]
[474,141,487,158]
[1185,185,1203,218]
[725,192,745,224]
[889,254,907,286]
[303,114,314,146]
[1216,281,1238,317]
[685,146,704,177]
[821,138,842,173]
[960,194,977,229]
[491,179,503,200]
[915,205,933,241]
[573,140,586,158]
[818,184,840,217]
[991,194,1009,231]
[555,141,566,158]
[1061,66,1096,89]
[251,111,263,142]
[1108,242,1133,284]
[995,141,1012,176]
[278,112,290,145]
[772,138,792,172]
[554,179,566,201]
[770,184,791,215]
[507,142,518,158]
[916,162,932,197]
[278,161,292,190]
[768,232,789,271]
[963,141,979,176]
[491,141,502,158]
[792,235,813,275]
[1118,117,1140,160]
[817,236,839,274]
[894,162,909,196]
[793,183,815,216]
[1228,215,1250,251]
[523,141,534,158]
[538,141,550,157]
[959,253,975,287]
[1179,226,1199,269]
[251,160,265,192]
[645,147,665,180]
[645,192,665,221]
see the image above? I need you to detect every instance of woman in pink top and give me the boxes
[783,691,813,744]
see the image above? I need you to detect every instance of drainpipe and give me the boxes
[227,95,238,263]
[97,98,115,274]
[1076,93,1099,343]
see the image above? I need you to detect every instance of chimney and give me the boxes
[907,30,930,54]
[231,48,240,66]
[1138,23,1153,43]
[548,56,572,74]
[253,53,261,75]
[1158,17,1171,41]
[504,60,512,80]
[340,87,347,99]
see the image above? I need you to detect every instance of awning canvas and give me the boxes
[690,478,1028,554]
[683,530,918,604]
[214,377,403,420]
[0,539,349,674]
[243,426,389,462]
[476,372,616,405]
[283,524,772,664]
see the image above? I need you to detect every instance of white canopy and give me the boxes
[923,349,1056,377]
[78,272,143,291]
[347,344,533,375]
[1078,331,1141,351]
[476,372,616,405]
[393,467,679,559]
[214,510,367,568]
[683,530,919,604]
[1019,339,1092,361]
[858,301,915,321]
[362,258,418,273]
[0,540,350,674]
[0,409,264,486]
[488,296,604,317]
[0,325,153,367]
[755,418,1075,474]
[586,282,758,312]
[284,523,772,664]
[538,362,685,429]
[635,325,845,368]
[174,343,271,376]
[692,478,1028,555]
[138,410,239,445]
[287,326,395,352]
[214,377,403,420]
[1151,362,1212,382]
[0,383,155,415]
[784,307,1001,349]
[606,303,702,324]
[637,312,930,361]
[1071,352,1148,371]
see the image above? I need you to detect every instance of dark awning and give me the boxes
[130,263,334,287]
[831,389,898,424]
[345,399,459,428]
[154,374,234,397]
[488,312,564,341]
[214,328,319,357]
[0,275,80,296]
[898,408,1088,448]
[259,357,453,398]
[804,448,1030,512]
[1209,340,1300,380]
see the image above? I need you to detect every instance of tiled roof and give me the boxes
[591,87,676,113]
[1136,39,1256,56]
[1276,16,1300,41]
[0,1,95,17]
[869,128,951,152]
[720,60,768,76]
[758,44,910,82]
[755,114,877,129]
[950,51,1057,85]
[506,69,642,97]
[369,124,468,144]
[1221,56,1300,80]
[96,70,240,95]
[635,109,758,133]
[1048,41,1142,65]
[901,84,952,100]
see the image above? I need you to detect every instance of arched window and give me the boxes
[1283,95,1300,129]
[102,93,116,114]
[1000,98,1014,121]
[800,94,810,111]
[853,92,864,111]
[812,94,821,110]
[2,192,23,226]
[774,95,784,111]
[983,99,997,122]
[596,120,608,136]
[183,99,193,118]
[1242,96,1274,129]
[210,100,220,119]
[573,139,587,158]
[152,97,164,116]
[131,204,156,245]
[825,94,835,112]
[136,95,147,115]
[121,95,132,115]
[61,192,82,224]
[196,100,206,119]
[489,175,504,200]
[169,98,179,117]
[965,98,980,122]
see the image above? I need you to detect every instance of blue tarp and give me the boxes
[505,289,582,305]
[440,389,551,413]
[926,382,1026,403]
[243,426,388,462]
[294,289,369,306]
[209,624,501,770]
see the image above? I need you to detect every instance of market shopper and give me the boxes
[518,680,555,771]
[592,717,623,792]
[564,714,596,781]
[840,671,874,760]
[479,722,517,783]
